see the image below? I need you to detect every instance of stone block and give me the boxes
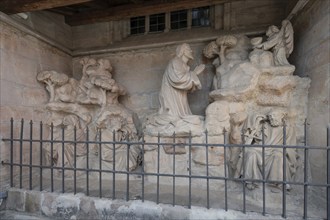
[6,189,25,211]
[41,193,80,219]
[160,204,189,220]
[144,136,189,185]
[25,191,41,214]
[76,197,98,220]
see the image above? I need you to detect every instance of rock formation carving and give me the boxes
[202,20,310,192]
[38,57,141,178]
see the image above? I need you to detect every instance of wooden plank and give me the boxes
[66,0,237,26]
[0,0,94,14]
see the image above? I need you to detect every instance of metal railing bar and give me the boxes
[157,133,160,204]
[126,135,130,201]
[51,123,54,192]
[188,132,192,209]
[73,126,77,195]
[3,138,329,150]
[282,122,287,218]
[262,124,266,216]
[61,126,65,193]
[10,118,13,187]
[19,119,24,189]
[173,132,176,207]
[205,130,210,209]
[303,119,308,219]
[86,127,89,196]
[99,129,102,198]
[223,129,228,211]
[29,120,33,190]
[141,134,145,202]
[327,125,330,220]
[39,121,43,191]
[2,161,330,187]
[112,130,116,200]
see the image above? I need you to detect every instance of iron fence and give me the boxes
[1,118,329,219]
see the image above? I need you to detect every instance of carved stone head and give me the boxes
[176,43,193,60]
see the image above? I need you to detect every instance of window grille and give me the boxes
[170,10,188,30]
[149,13,166,33]
[192,6,210,27]
[130,16,145,35]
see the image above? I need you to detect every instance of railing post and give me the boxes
[223,128,228,212]
[282,120,287,218]
[10,118,13,187]
[303,119,308,219]
[327,124,330,220]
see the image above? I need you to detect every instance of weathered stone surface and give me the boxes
[6,190,25,211]
[76,197,98,220]
[25,191,41,214]
[41,193,80,220]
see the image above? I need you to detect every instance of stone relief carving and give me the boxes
[145,43,205,137]
[37,57,141,178]
[36,20,310,195]
[202,20,310,192]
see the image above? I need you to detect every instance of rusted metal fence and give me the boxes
[1,118,329,219]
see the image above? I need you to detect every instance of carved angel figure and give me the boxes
[256,20,294,66]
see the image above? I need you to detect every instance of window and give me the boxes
[130,16,145,35]
[149,13,166,33]
[192,6,210,27]
[129,6,211,35]
[171,10,187,30]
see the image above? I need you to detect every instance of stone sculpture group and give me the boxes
[38,20,310,192]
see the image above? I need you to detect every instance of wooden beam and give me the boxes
[66,0,236,26]
[0,0,94,14]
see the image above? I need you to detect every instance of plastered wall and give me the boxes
[290,0,330,184]
[0,17,72,192]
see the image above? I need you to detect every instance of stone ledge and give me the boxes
[4,188,286,220]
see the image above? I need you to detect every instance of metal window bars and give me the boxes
[1,118,329,219]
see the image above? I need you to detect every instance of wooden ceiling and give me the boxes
[0,0,297,26]
[0,0,239,26]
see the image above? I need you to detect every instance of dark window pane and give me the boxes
[171,10,188,30]
[149,13,165,33]
[178,21,187,29]
[130,16,145,35]
[192,6,210,27]
[171,22,178,30]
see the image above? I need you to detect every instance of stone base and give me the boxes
[143,134,225,189]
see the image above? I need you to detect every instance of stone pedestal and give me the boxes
[143,135,225,190]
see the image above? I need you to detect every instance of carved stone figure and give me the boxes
[94,111,140,172]
[145,43,205,136]
[255,20,294,66]
[202,21,309,192]
[38,57,141,178]
[42,114,87,176]
[159,43,205,117]
[236,109,298,192]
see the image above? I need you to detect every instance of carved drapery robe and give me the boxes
[159,57,201,117]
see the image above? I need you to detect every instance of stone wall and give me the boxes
[0,15,72,192]
[72,0,285,51]
[290,0,330,183]
[9,11,72,50]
